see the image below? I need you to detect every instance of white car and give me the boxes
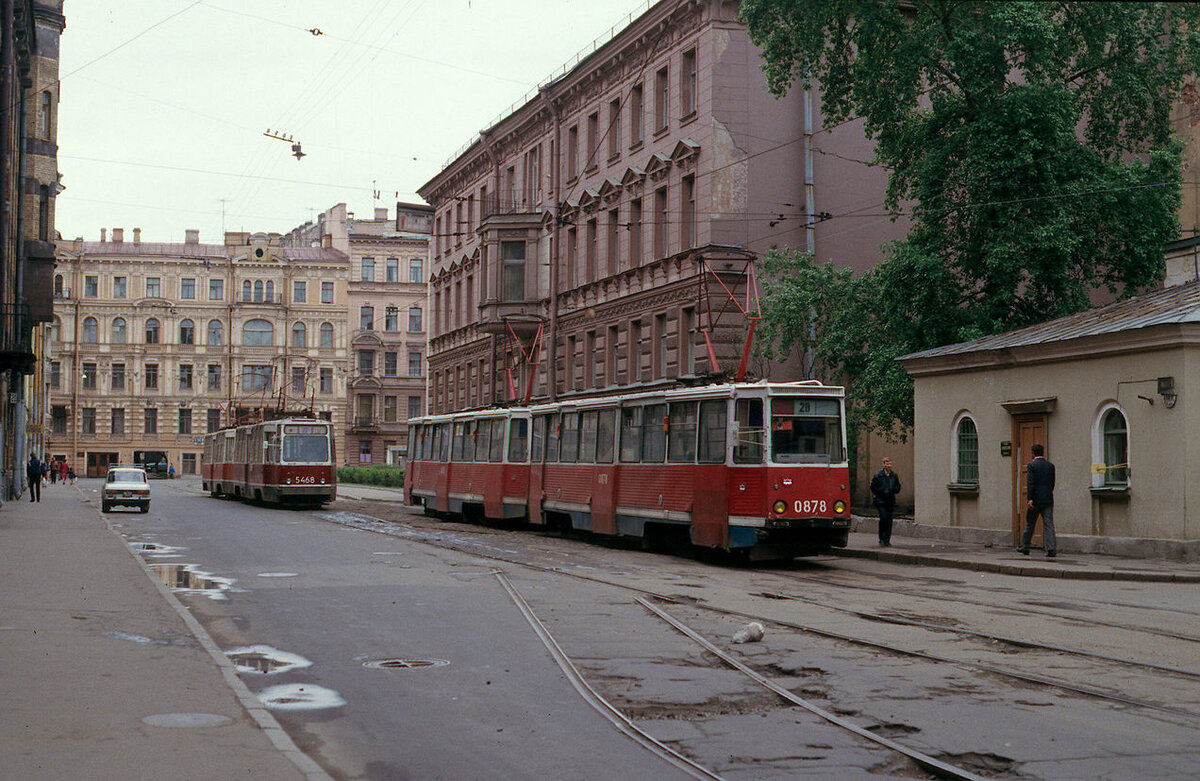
[102,467,151,513]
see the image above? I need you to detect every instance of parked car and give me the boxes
[102,466,151,513]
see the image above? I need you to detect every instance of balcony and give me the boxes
[351,416,378,431]
[0,303,35,374]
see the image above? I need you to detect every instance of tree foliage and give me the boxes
[741,1,1200,435]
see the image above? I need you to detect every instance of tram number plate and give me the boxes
[294,475,317,484]
[794,499,827,514]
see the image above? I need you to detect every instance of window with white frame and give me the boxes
[1095,404,1129,486]
[953,415,979,485]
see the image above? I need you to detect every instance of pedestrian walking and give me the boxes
[59,459,69,484]
[68,466,76,484]
[870,457,901,547]
[48,457,57,484]
[1018,443,1057,557]
[26,455,43,502]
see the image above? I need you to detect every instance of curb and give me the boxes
[829,547,1200,583]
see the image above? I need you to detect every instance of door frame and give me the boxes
[1010,415,1048,546]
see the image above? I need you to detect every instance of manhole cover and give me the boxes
[142,712,232,728]
[363,658,450,670]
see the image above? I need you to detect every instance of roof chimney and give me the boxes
[112,228,124,243]
[133,228,141,244]
[100,228,106,242]
[185,229,199,244]
[374,207,388,221]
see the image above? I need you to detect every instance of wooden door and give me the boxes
[1011,416,1047,546]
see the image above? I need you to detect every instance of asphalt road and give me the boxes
[105,478,1200,780]
[113,480,694,780]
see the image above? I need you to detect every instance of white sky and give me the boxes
[55,0,651,243]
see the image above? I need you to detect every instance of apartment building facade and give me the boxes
[50,229,351,476]
[418,0,899,414]
[285,203,432,465]
[3,1,64,498]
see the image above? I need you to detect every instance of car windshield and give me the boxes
[770,397,844,464]
[283,434,329,463]
[109,469,146,484]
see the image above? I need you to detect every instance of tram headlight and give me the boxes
[285,477,292,485]
[772,500,787,515]
[834,499,846,514]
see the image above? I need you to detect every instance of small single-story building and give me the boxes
[899,280,1200,556]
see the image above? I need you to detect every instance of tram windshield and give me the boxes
[282,426,330,463]
[770,397,844,464]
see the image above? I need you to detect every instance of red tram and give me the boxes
[202,417,337,506]
[405,381,851,559]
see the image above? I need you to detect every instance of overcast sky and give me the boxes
[55,0,651,244]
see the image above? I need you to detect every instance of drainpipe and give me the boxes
[543,86,562,402]
[803,86,816,255]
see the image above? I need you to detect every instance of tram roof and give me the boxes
[410,381,844,425]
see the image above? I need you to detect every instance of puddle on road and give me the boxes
[148,564,235,601]
[225,644,312,675]
[256,572,299,578]
[256,683,346,711]
[129,541,185,556]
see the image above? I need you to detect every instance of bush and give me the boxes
[337,465,405,488]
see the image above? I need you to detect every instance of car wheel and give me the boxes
[101,502,111,512]
[140,504,149,513]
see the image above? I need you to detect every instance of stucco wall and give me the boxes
[912,346,1195,542]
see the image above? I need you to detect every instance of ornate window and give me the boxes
[208,319,223,345]
[144,318,160,344]
[179,319,195,345]
[112,317,127,344]
[242,319,273,346]
[82,317,98,343]
[292,322,307,348]
[319,322,334,349]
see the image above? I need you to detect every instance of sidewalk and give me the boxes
[0,481,326,780]
[832,530,1200,583]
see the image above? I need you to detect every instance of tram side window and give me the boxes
[667,401,698,463]
[546,413,561,461]
[488,419,505,462]
[265,430,281,463]
[452,422,468,461]
[698,400,728,463]
[407,427,418,461]
[531,416,547,462]
[560,411,580,463]
[596,408,616,463]
[461,421,477,461]
[437,424,451,461]
[619,407,643,462]
[580,411,599,463]
[470,422,484,465]
[734,398,764,464]
[508,419,529,462]
[641,404,667,462]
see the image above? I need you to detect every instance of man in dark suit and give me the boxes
[870,457,901,547]
[26,454,43,502]
[1018,443,1056,557]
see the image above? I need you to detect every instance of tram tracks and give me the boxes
[325,509,1200,719]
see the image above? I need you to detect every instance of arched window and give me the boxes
[319,322,334,349]
[54,274,64,296]
[242,280,252,302]
[145,318,160,344]
[242,318,273,346]
[112,317,127,344]
[954,415,978,485]
[253,280,264,302]
[292,322,307,348]
[208,319,224,345]
[82,316,98,343]
[1101,407,1129,486]
[50,316,61,343]
[265,281,274,302]
[179,319,195,345]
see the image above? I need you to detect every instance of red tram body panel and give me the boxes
[203,418,337,506]
[404,382,851,559]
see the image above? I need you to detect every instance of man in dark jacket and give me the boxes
[1018,443,1056,557]
[26,455,42,502]
[870,457,901,547]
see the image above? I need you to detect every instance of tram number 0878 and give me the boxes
[795,499,828,514]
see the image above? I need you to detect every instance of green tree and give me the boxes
[742,0,1200,434]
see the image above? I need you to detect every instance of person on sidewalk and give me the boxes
[47,457,57,484]
[26,455,43,502]
[870,457,901,547]
[1018,443,1057,557]
[59,459,69,484]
